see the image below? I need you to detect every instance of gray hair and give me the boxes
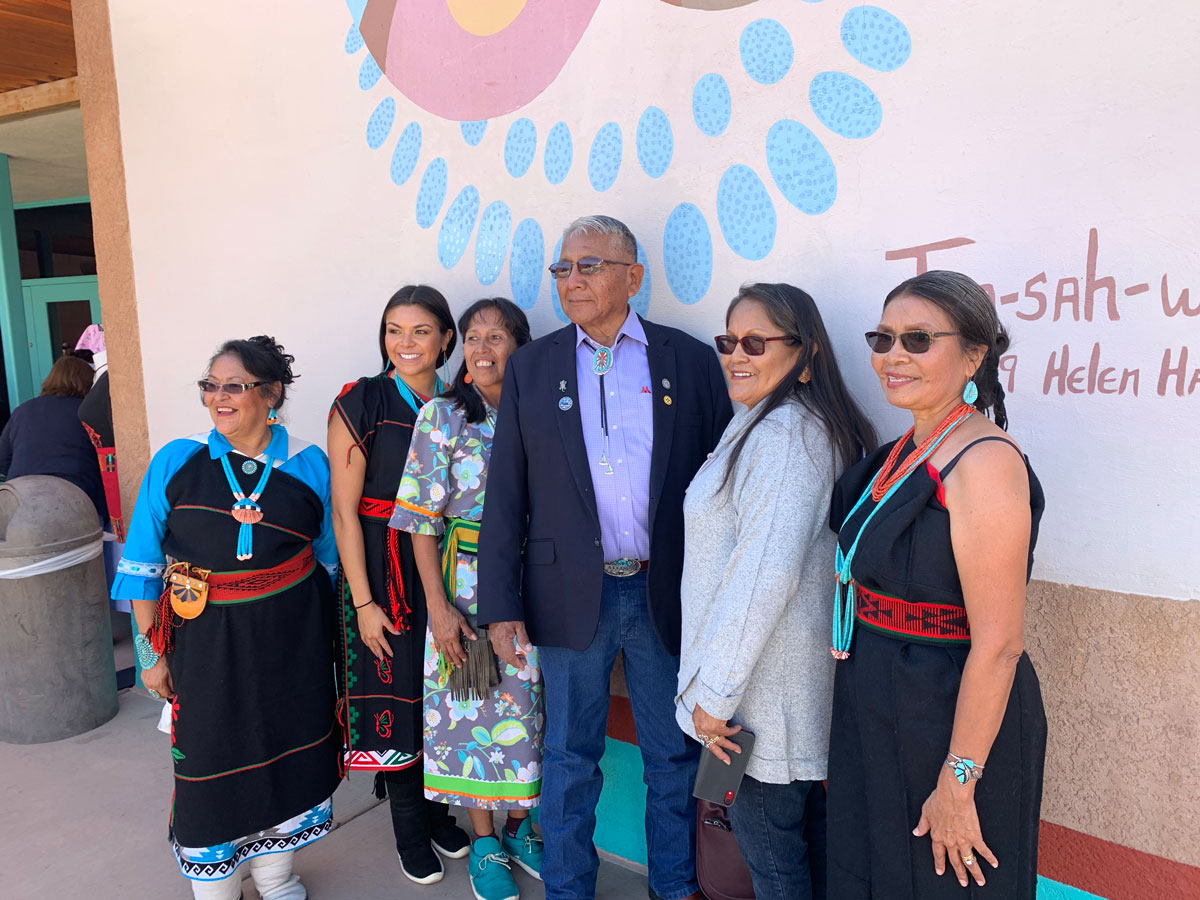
[561,215,638,260]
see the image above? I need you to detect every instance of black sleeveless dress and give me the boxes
[330,373,428,771]
[826,436,1048,899]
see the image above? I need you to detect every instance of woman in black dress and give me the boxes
[115,337,339,900]
[328,285,470,885]
[828,270,1047,898]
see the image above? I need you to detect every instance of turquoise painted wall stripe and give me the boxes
[12,195,90,210]
[594,737,1106,899]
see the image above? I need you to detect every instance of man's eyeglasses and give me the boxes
[713,334,798,356]
[197,380,266,394]
[864,330,960,354]
[548,257,635,279]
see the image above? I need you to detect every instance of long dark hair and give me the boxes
[442,298,532,424]
[378,285,457,371]
[885,270,1011,430]
[206,335,297,410]
[722,283,878,488]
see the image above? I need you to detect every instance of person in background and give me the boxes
[477,215,732,900]
[0,355,107,522]
[113,336,340,900]
[676,284,877,900]
[392,297,543,900]
[827,270,1047,899]
[328,286,471,886]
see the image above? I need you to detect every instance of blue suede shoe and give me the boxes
[469,836,519,900]
[500,818,543,880]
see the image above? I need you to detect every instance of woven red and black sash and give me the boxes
[854,582,971,645]
[355,495,411,632]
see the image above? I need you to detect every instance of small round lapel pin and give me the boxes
[558,396,574,411]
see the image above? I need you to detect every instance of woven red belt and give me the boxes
[205,548,316,604]
[854,582,971,645]
[358,496,394,519]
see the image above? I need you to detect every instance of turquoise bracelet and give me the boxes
[134,633,161,670]
[946,751,984,784]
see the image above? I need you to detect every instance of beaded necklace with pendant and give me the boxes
[830,403,976,659]
[220,453,275,561]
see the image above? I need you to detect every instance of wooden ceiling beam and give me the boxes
[0,76,79,121]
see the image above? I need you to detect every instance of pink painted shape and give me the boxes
[383,0,602,120]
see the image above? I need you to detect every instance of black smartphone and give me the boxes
[692,730,756,807]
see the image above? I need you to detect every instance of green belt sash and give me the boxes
[441,517,480,602]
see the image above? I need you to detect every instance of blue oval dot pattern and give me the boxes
[841,6,911,72]
[636,107,673,179]
[504,118,537,178]
[345,25,364,54]
[543,122,573,185]
[629,242,652,317]
[474,201,512,286]
[588,122,622,192]
[717,165,777,261]
[509,219,545,310]
[390,122,422,186]
[550,237,567,322]
[809,71,883,139]
[366,98,395,149]
[359,54,383,90]
[765,119,838,215]
[740,19,795,85]
[460,120,487,146]
[438,186,481,269]
[663,204,713,305]
[692,74,732,137]
[415,158,448,229]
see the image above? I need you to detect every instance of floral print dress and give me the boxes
[389,394,544,810]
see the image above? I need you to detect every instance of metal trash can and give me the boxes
[0,475,118,743]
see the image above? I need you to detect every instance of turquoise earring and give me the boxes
[267,406,278,423]
[962,380,978,404]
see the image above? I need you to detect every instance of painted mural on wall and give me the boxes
[342,0,912,319]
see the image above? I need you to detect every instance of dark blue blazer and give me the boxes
[476,317,732,654]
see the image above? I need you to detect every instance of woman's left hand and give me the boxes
[913,767,998,887]
[691,704,743,765]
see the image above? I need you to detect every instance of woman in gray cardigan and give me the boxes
[676,283,877,900]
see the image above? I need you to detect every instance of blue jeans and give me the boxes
[538,572,700,900]
[727,775,827,900]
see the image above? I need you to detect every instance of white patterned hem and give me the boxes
[345,749,421,771]
[117,557,165,577]
[174,798,332,881]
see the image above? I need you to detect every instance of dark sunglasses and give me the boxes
[714,334,798,356]
[547,257,635,279]
[197,380,266,394]
[864,330,960,354]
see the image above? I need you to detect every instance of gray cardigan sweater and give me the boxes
[675,398,838,784]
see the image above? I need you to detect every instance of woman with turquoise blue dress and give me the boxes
[391,298,544,900]
[114,336,339,900]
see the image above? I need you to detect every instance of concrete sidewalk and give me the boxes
[0,689,649,899]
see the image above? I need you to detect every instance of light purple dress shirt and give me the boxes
[575,306,655,562]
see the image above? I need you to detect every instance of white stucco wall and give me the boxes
[107,0,1198,599]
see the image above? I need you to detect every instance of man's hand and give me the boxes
[488,620,532,670]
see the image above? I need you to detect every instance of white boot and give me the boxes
[249,852,307,900]
[190,872,244,900]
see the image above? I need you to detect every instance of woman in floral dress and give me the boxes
[390,298,544,900]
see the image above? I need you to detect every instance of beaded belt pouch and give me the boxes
[166,562,212,620]
[603,558,646,577]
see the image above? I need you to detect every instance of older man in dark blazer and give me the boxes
[477,215,732,900]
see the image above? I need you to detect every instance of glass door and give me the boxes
[21,276,101,390]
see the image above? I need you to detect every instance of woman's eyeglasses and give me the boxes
[197,380,266,394]
[547,257,635,279]
[864,330,960,354]
[713,334,798,356]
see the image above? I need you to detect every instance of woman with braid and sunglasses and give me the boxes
[827,270,1047,899]
[676,283,877,900]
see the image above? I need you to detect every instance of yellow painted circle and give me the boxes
[447,0,528,37]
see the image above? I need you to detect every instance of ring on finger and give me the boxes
[962,854,975,866]
[702,735,720,748]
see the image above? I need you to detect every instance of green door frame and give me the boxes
[21,275,102,391]
[0,154,35,407]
